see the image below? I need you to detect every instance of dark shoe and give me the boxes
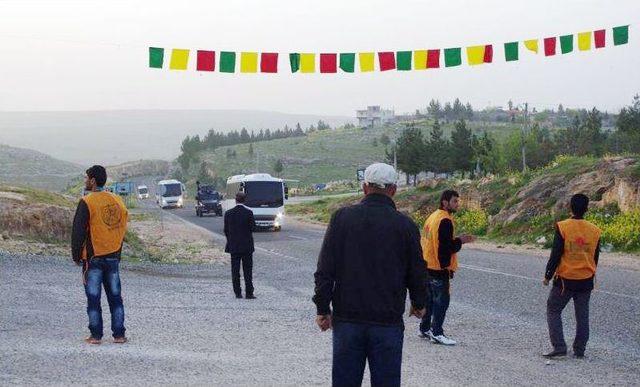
[542,349,567,358]
[235,294,243,299]
[245,294,256,299]
[573,352,585,359]
[84,336,102,345]
[113,336,128,344]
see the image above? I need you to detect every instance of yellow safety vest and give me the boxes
[421,209,458,272]
[555,219,601,280]
[81,191,128,259]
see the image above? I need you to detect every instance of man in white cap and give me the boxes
[313,162,427,387]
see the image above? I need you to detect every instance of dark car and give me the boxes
[195,186,223,217]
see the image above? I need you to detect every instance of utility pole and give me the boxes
[521,102,529,173]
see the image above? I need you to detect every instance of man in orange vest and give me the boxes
[71,165,129,345]
[543,193,601,358]
[419,190,475,345]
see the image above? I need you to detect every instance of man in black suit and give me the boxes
[224,192,256,299]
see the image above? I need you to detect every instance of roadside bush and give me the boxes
[587,209,640,251]
[455,208,489,235]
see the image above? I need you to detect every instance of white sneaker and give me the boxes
[419,329,435,342]
[432,334,456,346]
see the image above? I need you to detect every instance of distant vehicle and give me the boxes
[223,173,288,231]
[195,185,223,217]
[137,185,149,200]
[156,179,184,209]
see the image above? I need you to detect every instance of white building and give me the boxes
[356,106,395,128]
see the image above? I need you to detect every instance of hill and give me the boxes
[0,144,84,191]
[0,110,354,165]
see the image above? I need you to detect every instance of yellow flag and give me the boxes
[578,32,592,51]
[300,53,315,73]
[169,49,189,70]
[240,52,258,73]
[524,39,539,53]
[359,52,375,72]
[414,50,427,70]
[466,45,485,65]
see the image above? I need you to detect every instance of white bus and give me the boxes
[156,179,185,209]
[223,173,288,231]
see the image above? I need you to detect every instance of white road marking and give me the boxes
[288,235,308,241]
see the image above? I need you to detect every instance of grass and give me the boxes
[0,184,76,208]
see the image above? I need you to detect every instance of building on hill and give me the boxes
[356,106,395,128]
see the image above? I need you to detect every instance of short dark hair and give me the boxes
[570,194,589,217]
[439,190,459,209]
[86,165,107,187]
[236,191,247,203]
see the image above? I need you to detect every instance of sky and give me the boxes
[0,0,639,116]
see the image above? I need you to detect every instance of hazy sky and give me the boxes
[0,0,638,116]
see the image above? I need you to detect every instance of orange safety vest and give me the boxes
[421,209,458,272]
[555,219,601,280]
[81,191,128,260]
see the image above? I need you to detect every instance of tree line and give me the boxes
[393,95,640,183]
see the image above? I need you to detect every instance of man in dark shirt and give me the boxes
[313,163,427,387]
[543,194,601,358]
[224,192,256,299]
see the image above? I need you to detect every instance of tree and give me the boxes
[427,99,442,120]
[616,94,640,153]
[558,104,565,115]
[425,119,450,174]
[443,102,453,122]
[372,137,378,147]
[248,143,254,157]
[395,123,425,185]
[273,159,284,177]
[197,161,214,185]
[240,127,250,142]
[453,98,465,120]
[465,102,474,120]
[380,133,391,146]
[450,119,474,175]
[472,131,497,176]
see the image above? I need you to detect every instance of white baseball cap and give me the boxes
[364,163,398,188]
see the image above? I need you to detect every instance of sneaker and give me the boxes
[542,349,567,358]
[573,352,585,359]
[235,294,243,299]
[245,294,256,300]
[113,337,128,344]
[432,334,456,346]
[84,336,102,345]
[419,329,435,343]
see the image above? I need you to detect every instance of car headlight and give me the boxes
[178,198,183,205]
[276,212,284,219]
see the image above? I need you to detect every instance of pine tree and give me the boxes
[450,119,474,175]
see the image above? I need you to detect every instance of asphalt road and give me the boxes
[1,200,639,385]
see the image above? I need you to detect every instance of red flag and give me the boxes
[320,53,337,73]
[260,53,278,73]
[594,29,606,48]
[378,52,396,71]
[197,50,215,71]
[544,37,556,56]
[427,49,440,68]
[483,44,493,63]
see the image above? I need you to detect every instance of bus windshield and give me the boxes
[138,187,148,194]
[244,181,283,208]
[161,183,182,197]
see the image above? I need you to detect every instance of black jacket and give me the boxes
[223,205,256,255]
[313,194,427,326]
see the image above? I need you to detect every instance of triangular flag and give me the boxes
[240,52,258,73]
[149,47,164,68]
[339,53,355,73]
[320,53,337,73]
[169,49,189,70]
[413,50,427,70]
[560,35,574,54]
[300,53,315,73]
[359,52,375,72]
[594,29,606,48]
[524,39,539,53]
[544,37,556,56]
[378,52,396,71]
[196,50,215,71]
[219,51,236,73]
[396,51,412,71]
[260,53,278,73]
[427,49,440,68]
[466,45,485,65]
[577,32,592,51]
[444,48,461,67]
[504,42,519,61]
[613,25,629,45]
[289,53,300,73]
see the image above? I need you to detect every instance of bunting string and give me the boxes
[148,25,630,73]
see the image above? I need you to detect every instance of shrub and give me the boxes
[587,209,640,251]
[455,208,489,235]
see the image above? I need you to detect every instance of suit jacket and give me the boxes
[224,204,255,255]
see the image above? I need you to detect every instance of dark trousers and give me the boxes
[419,277,450,336]
[332,321,403,387]
[547,286,591,354]
[84,257,126,339]
[231,254,253,296]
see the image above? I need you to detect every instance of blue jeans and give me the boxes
[420,277,450,336]
[84,257,126,339]
[332,321,403,387]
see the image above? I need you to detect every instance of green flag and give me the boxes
[220,51,236,73]
[396,51,412,71]
[504,42,519,61]
[560,34,574,54]
[339,53,355,72]
[613,25,629,45]
[149,47,164,68]
[444,48,461,67]
[289,53,300,73]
